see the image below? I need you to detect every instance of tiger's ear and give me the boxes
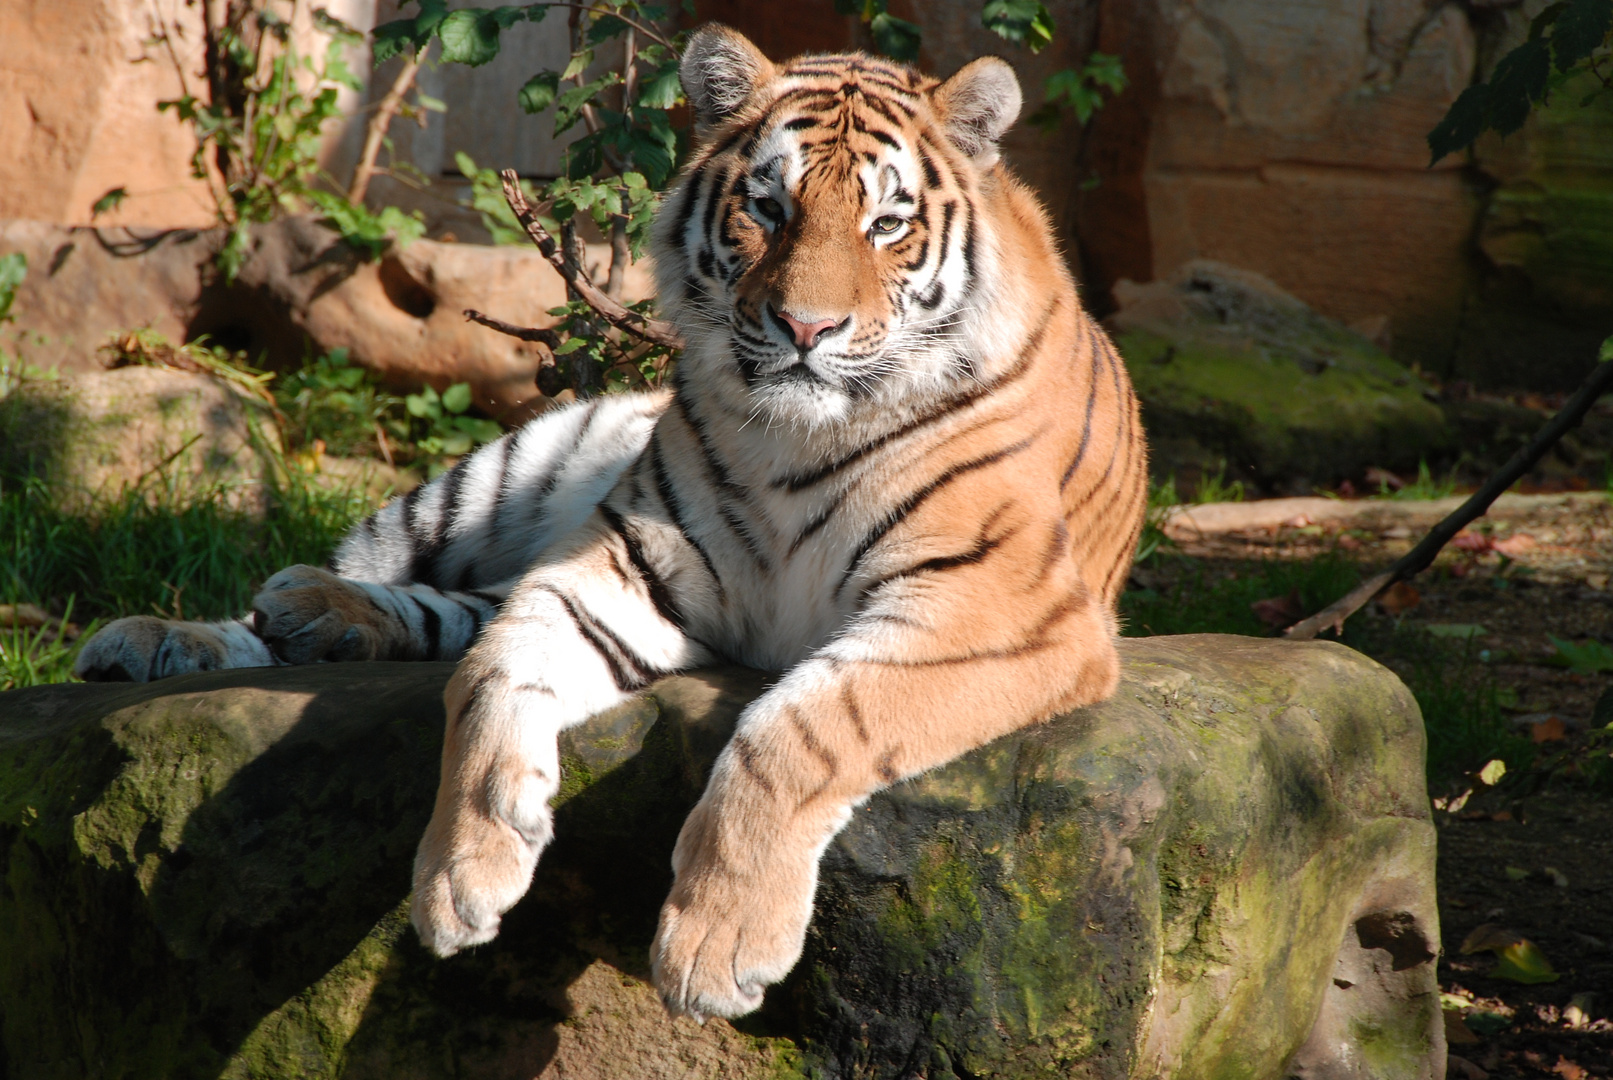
[932,57,1022,166]
[680,25,775,130]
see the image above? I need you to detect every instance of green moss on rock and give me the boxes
[1109,261,1450,487]
[0,638,1442,1078]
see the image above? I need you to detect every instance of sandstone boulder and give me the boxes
[0,635,1443,1079]
[0,217,652,412]
[1110,260,1451,491]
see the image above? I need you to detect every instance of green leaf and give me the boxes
[870,13,921,60]
[0,252,26,325]
[1599,334,1613,363]
[414,0,449,39]
[439,7,528,67]
[586,13,630,45]
[555,74,618,135]
[1489,940,1560,984]
[561,49,594,82]
[982,0,1055,52]
[370,19,421,64]
[553,337,588,355]
[415,91,447,112]
[518,70,560,113]
[90,187,129,220]
[1552,0,1613,70]
[454,150,481,180]
[635,59,684,109]
[1546,634,1613,673]
[1487,37,1552,134]
[1427,82,1491,164]
[441,382,473,413]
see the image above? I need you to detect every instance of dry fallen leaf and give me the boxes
[1565,993,1595,1030]
[1462,924,1525,954]
[1447,1054,1489,1080]
[1452,530,1493,553]
[1494,533,1538,557]
[1377,581,1421,616]
[1251,588,1305,629]
[1531,716,1568,743]
[1552,1057,1587,1080]
[1444,1009,1481,1045]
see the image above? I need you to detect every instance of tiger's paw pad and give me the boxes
[651,876,810,1021]
[252,565,390,664]
[74,617,234,683]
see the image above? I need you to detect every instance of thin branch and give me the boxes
[496,169,683,348]
[1286,356,1613,640]
[463,308,562,348]
[529,2,675,49]
[348,52,420,203]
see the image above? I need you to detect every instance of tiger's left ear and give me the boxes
[933,57,1022,166]
[681,25,776,132]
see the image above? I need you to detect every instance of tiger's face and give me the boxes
[655,31,1023,430]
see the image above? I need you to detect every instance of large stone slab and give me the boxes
[0,636,1443,1079]
[1110,260,1451,491]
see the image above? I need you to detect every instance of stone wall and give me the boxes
[3,0,1609,388]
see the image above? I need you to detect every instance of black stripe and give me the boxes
[650,435,725,596]
[837,436,1038,595]
[413,455,469,589]
[730,735,775,795]
[546,587,648,692]
[841,685,870,744]
[673,399,772,570]
[414,595,442,660]
[1059,327,1105,492]
[597,503,686,630]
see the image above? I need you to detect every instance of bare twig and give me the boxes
[462,308,563,348]
[496,169,682,348]
[1287,357,1613,640]
[348,52,420,203]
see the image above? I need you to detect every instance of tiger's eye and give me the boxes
[754,197,784,222]
[871,215,905,236]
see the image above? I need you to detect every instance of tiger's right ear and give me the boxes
[680,25,775,130]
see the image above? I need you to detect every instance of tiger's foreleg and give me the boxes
[410,515,710,956]
[650,584,1122,1020]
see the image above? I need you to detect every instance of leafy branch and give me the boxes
[1428,0,1613,163]
[140,0,427,280]
[837,0,1126,132]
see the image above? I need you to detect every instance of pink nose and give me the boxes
[776,309,841,349]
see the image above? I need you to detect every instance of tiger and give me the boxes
[72,25,1147,1020]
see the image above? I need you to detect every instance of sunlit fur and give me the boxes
[73,27,1147,1024]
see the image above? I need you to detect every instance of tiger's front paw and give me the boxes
[74,616,269,682]
[650,804,816,1021]
[252,565,394,664]
[410,667,560,956]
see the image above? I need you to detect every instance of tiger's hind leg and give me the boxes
[73,572,505,682]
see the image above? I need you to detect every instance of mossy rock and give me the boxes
[1109,261,1451,491]
[0,636,1443,1079]
[0,365,282,511]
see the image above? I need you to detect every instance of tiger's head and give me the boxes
[653,26,1027,431]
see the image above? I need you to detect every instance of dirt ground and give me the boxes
[1168,492,1613,1079]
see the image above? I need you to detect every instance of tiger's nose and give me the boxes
[774,308,843,349]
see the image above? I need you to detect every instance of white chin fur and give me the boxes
[747,379,853,430]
